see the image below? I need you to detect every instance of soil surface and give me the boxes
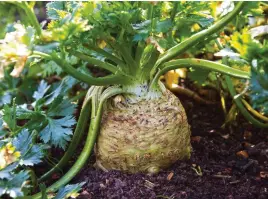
[75,99,268,199]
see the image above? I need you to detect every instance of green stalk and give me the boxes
[106,39,131,74]
[118,43,138,74]
[135,41,146,66]
[38,87,96,182]
[115,28,138,74]
[69,90,87,102]
[33,51,129,86]
[83,44,126,67]
[149,58,250,89]
[11,98,17,132]
[139,49,160,81]
[51,53,128,86]
[30,86,125,199]
[150,1,246,78]
[21,2,42,36]
[170,2,178,22]
[225,75,268,128]
[242,99,268,122]
[70,51,120,74]
[7,2,41,36]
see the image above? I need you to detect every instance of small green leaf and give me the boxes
[54,183,85,199]
[33,80,50,101]
[47,96,76,117]
[12,129,46,166]
[40,116,76,149]
[46,2,65,20]
[155,19,172,33]
[0,170,29,198]
[133,30,149,42]
[188,68,211,85]
[41,61,62,77]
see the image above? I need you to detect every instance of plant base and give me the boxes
[95,89,191,173]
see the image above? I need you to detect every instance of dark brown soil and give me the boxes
[75,100,268,199]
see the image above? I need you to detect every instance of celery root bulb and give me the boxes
[96,89,191,173]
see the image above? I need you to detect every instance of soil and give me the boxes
[74,98,268,199]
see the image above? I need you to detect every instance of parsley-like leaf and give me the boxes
[47,96,76,117]
[33,80,51,101]
[54,183,85,199]
[0,170,29,198]
[12,129,46,166]
[40,116,76,149]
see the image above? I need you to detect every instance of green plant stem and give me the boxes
[21,2,42,36]
[33,51,129,86]
[149,58,250,89]
[150,1,246,78]
[170,2,178,22]
[11,98,16,132]
[38,87,96,183]
[118,43,138,74]
[225,75,268,128]
[39,184,48,199]
[135,41,145,66]
[140,49,159,80]
[70,51,120,74]
[69,90,87,102]
[30,87,125,199]
[242,99,268,122]
[83,44,126,67]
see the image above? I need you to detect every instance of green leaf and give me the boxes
[12,129,46,166]
[155,19,172,33]
[195,16,214,28]
[41,61,63,77]
[53,183,85,199]
[0,170,29,198]
[0,91,12,106]
[243,37,268,115]
[188,68,211,85]
[33,80,50,101]
[133,30,149,42]
[133,20,151,30]
[0,163,17,180]
[47,96,76,117]
[250,63,268,115]
[2,104,16,131]
[45,84,65,105]
[46,2,65,20]
[40,116,76,149]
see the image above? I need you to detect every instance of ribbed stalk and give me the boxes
[29,87,125,199]
[70,51,120,74]
[150,1,246,78]
[17,2,42,36]
[38,87,97,182]
[242,99,268,122]
[33,51,129,86]
[149,58,250,89]
[225,75,268,128]
[83,43,126,67]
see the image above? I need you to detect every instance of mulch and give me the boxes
[75,99,268,199]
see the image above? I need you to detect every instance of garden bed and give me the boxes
[74,99,268,199]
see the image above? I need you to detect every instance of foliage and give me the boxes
[246,42,268,115]
[0,1,267,198]
[0,77,80,197]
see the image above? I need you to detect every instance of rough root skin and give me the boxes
[96,90,191,173]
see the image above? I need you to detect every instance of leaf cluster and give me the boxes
[0,76,80,197]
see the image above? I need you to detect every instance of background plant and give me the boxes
[0,1,267,198]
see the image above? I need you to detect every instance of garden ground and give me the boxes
[71,97,268,199]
